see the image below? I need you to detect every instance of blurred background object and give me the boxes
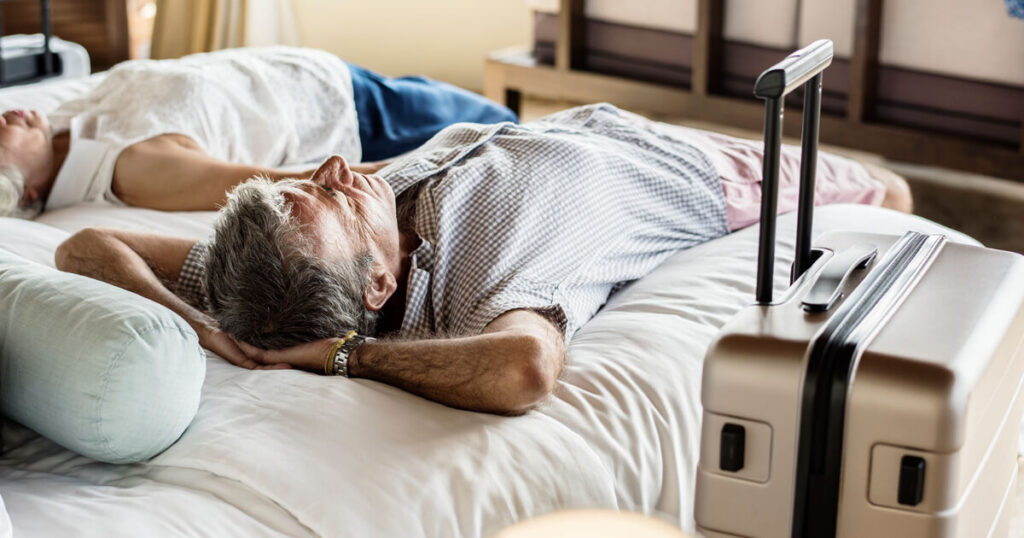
[152,0,533,93]
[1009,0,1024,19]
[2,0,533,92]
[1,0,132,70]
[127,0,156,58]
[515,0,1024,172]
[150,0,299,59]
[0,33,90,85]
[291,0,531,92]
[487,0,1024,252]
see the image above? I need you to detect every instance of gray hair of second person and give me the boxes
[0,164,42,219]
[0,164,25,217]
[203,177,378,349]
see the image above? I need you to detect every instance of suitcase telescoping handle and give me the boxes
[753,39,834,305]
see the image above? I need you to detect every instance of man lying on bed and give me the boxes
[55,104,911,416]
[0,46,516,217]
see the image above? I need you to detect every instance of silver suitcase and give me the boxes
[694,41,1024,537]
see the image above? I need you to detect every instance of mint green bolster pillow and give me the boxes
[0,248,206,464]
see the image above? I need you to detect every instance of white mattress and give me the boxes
[0,203,980,536]
[0,73,104,113]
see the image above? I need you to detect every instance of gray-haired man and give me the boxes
[56,105,910,415]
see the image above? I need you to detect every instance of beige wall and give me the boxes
[292,0,532,92]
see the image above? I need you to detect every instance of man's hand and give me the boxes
[194,321,291,371]
[55,227,290,372]
[234,338,336,373]
[227,310,565,415]
[308,155,392,191]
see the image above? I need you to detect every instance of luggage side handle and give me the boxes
[801,244,878,312]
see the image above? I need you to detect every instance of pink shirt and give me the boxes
[676,127,885,231]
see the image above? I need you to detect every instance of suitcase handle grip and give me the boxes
[754,40,834,305]
[801,244,878,312]
[753,40,835,99]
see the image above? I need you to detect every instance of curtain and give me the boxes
[150,0,299,59]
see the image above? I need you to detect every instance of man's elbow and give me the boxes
[499,333,562,415]
[55,227,105,272]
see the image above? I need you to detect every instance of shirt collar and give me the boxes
[398,237,435,336]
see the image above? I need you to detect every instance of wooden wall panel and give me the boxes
[848,0,883,122]
[692,0,723,95]
[555,0,584,71]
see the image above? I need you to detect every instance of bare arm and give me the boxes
[238,309,566,415]
[111,135,303,211]
[349,160,392,175]
[55,227,281,369]
[112,136,392,211]
[352,310,565,414]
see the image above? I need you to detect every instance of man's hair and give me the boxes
[0,164,25,217]
[204,177,378,349]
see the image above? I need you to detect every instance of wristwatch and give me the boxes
[331,334,376,377]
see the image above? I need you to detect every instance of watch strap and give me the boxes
[332,334,376,377]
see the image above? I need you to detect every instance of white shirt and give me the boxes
[46,47,360,209]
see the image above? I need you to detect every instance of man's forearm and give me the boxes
[114,137,392,212]
[349,330,561,415]
[55,229,212,333]
[350,160,392,175]
[240,310,566,414]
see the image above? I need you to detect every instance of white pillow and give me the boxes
[0,492,9,538]
[0,248,206,463]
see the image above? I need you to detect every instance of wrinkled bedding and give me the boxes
[2,74,1009,537]
[0,204,977,536]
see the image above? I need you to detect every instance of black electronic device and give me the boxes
[0,0,63,87]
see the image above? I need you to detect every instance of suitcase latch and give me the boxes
[719,423,746,472]
[898,455,926,506]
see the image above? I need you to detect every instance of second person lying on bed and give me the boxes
[0,46,516,217]
[56,104,912,416]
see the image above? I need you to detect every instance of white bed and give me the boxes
[0,203,981,537]
[0,76,1016,537]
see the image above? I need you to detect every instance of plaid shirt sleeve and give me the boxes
[173,240,210,312]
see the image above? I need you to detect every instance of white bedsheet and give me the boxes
[0,71,989,536]
[0,204,976,536]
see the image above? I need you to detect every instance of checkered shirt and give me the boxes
[174,104,729,340]
[174,242,210,312]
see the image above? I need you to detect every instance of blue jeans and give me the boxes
[347,63,518,162]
